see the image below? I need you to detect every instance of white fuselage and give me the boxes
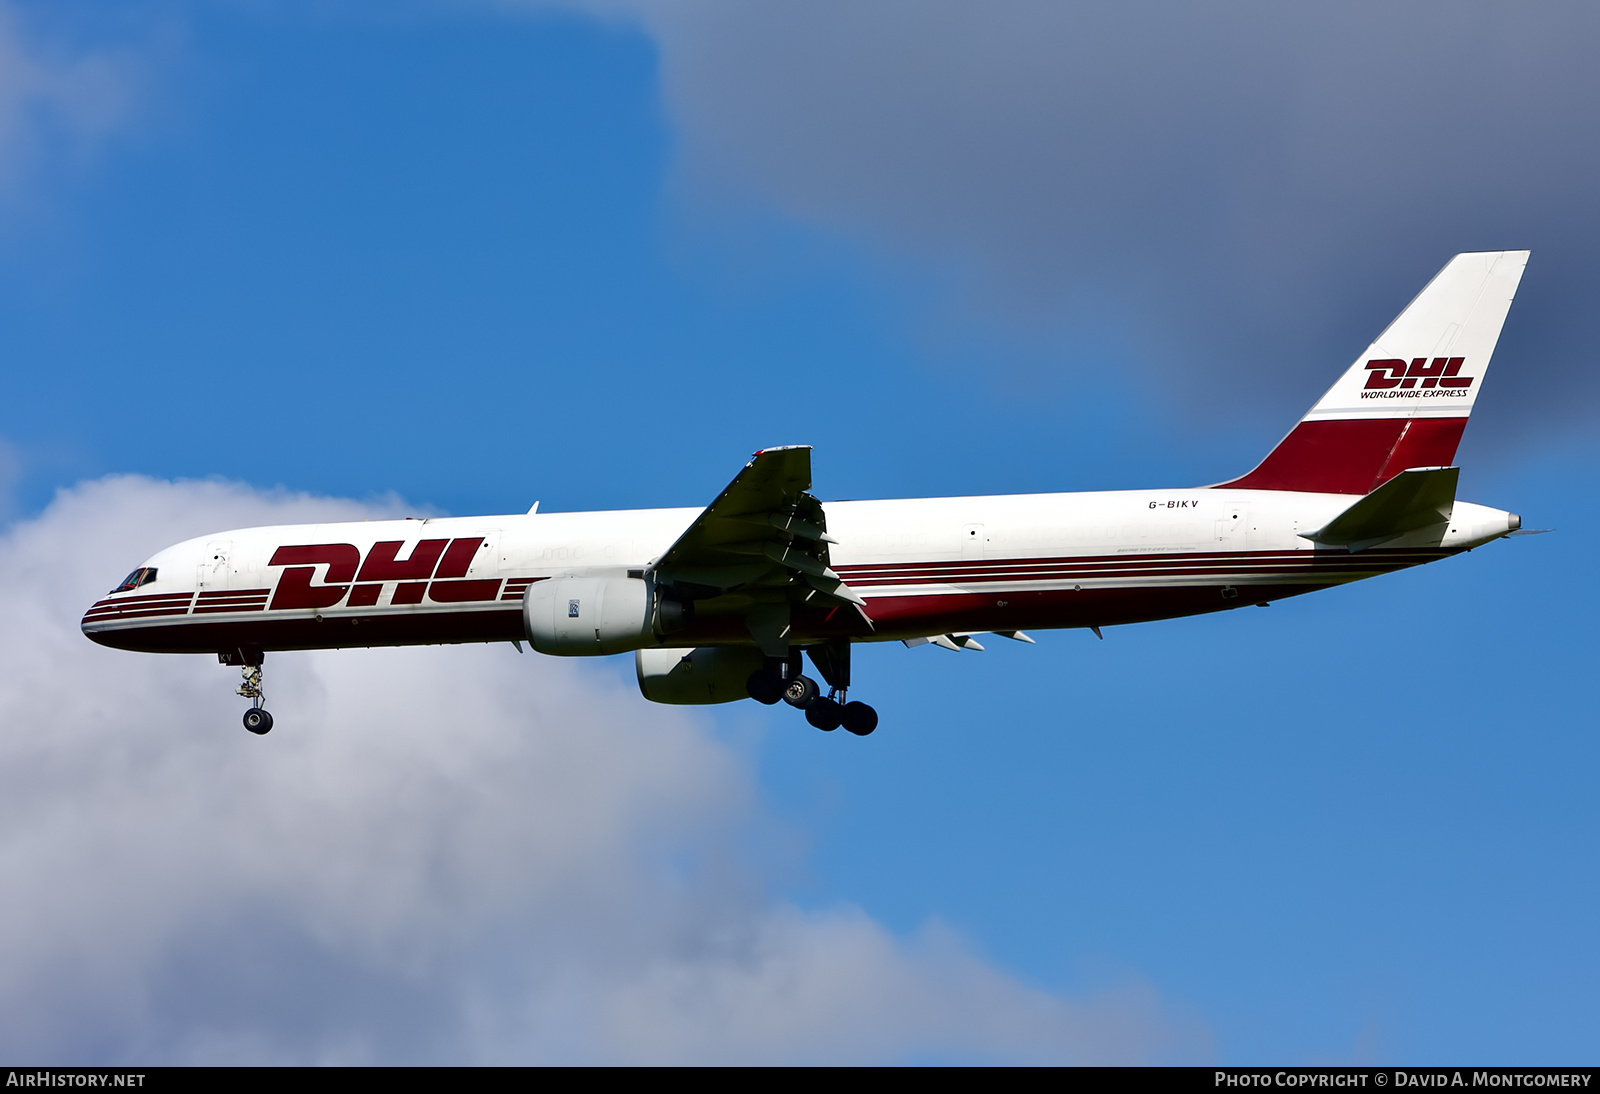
[81,487,1518,657]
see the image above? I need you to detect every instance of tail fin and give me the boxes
[1218,250,1529,494]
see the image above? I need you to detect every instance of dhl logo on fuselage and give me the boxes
[269,537,506,610]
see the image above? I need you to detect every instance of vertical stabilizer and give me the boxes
[1218,250,1529,494]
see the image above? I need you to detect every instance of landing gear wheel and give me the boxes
[746,668,784,705]
[233,658,271,732]
[840,702,878,736]
[783,675,820,709]
[805,697,843,731]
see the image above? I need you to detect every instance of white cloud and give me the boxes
[0,473,1203,1063]
[0,2,145,194]
[540,0,1600,436]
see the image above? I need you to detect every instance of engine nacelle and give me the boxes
[525,575,653,656]
[636,646,766,705]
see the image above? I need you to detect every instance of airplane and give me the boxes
[83,250,1533,737]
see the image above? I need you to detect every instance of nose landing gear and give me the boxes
[242,705,274,734]
[221,649,273,735]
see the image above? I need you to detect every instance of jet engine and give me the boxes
[525,575,654,655]
[636,646,767,705]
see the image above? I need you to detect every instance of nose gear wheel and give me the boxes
[228,654,274,735]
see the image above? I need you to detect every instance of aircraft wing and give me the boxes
[651,446,870,619]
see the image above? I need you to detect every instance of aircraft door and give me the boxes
[1214,505,1249,550]
[476,530,503,576]
[961,523,986,559]
[197,539,233,591]
[437,530,501,578]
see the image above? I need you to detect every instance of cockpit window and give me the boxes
[112,567,158,593]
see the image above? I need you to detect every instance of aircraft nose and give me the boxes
[82,614,115,646]
[81,597,119,646]
[80,579,195,651]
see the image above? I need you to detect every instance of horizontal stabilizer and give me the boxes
[1303,466,1458,551]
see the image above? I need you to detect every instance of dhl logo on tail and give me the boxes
[1363,357,1473,394]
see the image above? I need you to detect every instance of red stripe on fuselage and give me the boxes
[86,592,193,609]
[82,606,193,622]
[833,548,1445,586]
[85,607,526,654]
[82,592,196,623]
[192,589,270,613]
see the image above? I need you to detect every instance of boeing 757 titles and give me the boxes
[84,251,1534,736]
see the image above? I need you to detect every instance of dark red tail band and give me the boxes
[1217,417,1468,494]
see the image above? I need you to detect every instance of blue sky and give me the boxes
[0,1,1595,1064]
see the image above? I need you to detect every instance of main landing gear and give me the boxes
[221,649,273,735]
[745,643,878,736]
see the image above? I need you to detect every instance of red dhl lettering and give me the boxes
[267,539,501,610]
